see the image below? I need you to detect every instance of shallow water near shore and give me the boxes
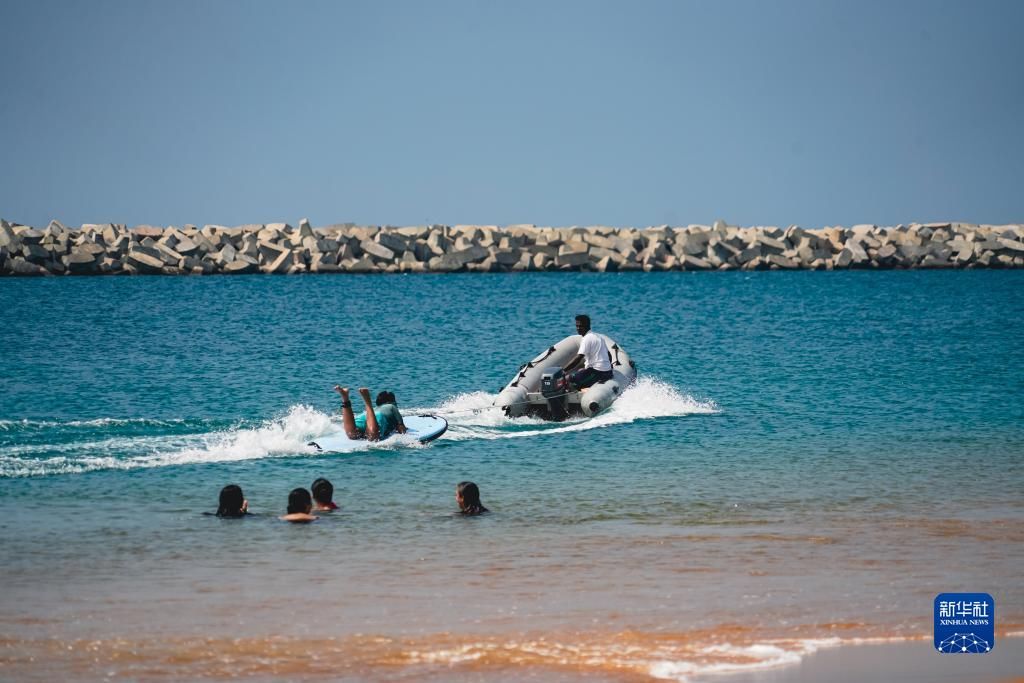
[1,271,1022,681]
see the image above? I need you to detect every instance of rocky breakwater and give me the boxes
[1,218,1023,276]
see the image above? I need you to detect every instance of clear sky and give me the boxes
[1,0,1022,229]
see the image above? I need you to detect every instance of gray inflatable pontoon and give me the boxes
[495,335,637,420]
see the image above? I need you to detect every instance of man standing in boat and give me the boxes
[562,314,614,390]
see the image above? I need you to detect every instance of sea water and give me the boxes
[1,271,1022,680]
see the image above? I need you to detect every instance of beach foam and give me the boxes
[2,630,1021,682]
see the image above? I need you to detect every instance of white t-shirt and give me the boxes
[579,331,612,371]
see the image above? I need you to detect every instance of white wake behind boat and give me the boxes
[494,335,637,421]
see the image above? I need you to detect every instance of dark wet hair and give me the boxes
[457,481,489,515]
[217,484,246,517]
[311,477,334,505]
[375,390,397,406]
[287,487,312,514]
[575,314,591,329]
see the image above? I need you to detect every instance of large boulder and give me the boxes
[834,248,854,268]
[155,242,184,265]
[376,231,408,254]
[897,244,925,265]
[449,245,489,266]
[492,248,521,266]
[360,239,395,261]
[396,225,430,241]
[16,228,44,244]
[426,231,450,256]
[756,233,788,253]
[257,240,288,263]
[5,256,48,275]
[22,243,51,263]
[63,248,100,273]
[316,238,340,253]
[683,254,712,270]
[261,250,294,274]
[875,243,898,265]
[556,245,589,268]
[588,246,620,263]
[134,225,164,238]
[427,255,455,272]
[845,240,869,265]
[342,257,379,273]
[736,245,761,264]
[583,232,617,250]
[126,247,165,273]
[215,244,238,266]
[766,254,799,269]
[238,234,259,258]
[531,252,553,270]
[998,237,1024,253]
[99,256,123,273]
[223,259,259,274]
[0,222,22,252]
[678,231,711,257]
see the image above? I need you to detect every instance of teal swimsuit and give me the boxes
[353,403,402,438]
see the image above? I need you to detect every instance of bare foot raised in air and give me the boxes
[358,387,373,404]
[334,385,350,401]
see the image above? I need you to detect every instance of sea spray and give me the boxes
[0,405,334,478]
[0,380,716,477]
[437,377,719,442]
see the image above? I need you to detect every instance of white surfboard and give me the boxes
[307,414,448,453]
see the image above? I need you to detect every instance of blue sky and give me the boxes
[1,0,1021,228]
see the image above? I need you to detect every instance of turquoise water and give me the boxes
[1,271,1022,680]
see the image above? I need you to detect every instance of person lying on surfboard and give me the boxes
[334,386,408,441]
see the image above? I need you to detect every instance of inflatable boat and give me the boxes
[495,335,637,420]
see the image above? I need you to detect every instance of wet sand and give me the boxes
[2,633,1020,681]
[700,637,1024,683]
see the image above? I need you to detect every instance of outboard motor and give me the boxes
[540,367,569,421]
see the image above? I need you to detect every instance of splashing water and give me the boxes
[0,405,336,478]
[0,379,716,477]
[432,376,719,441]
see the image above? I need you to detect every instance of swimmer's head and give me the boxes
[456,481,484,513]
[311,478,334,505]
[376,390,397,406]
[287,487,313,515]
[217,484,245,517]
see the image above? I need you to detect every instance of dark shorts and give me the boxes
[568,367,613,389]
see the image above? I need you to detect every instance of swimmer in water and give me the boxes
[216,484,249,518]
[280,487,318,523]
[311,477,339,511]
[455,481,489,516]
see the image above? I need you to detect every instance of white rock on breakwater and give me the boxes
[1,218,1023,276]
